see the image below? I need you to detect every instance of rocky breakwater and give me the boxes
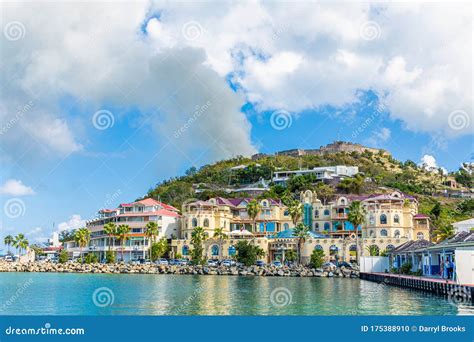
[0,261,360,278]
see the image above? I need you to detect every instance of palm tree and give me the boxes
[365,245,379,256]
[117,224,131,262]
[190,226,208,264]
[347,201,367,264]
[213,227,228,260]
[293,223,310,264]
[246,199,260,233]
[103,222,117,252]
[74,228,91,263]
[145,221,159,258]
[433,224,455,242]
[284,249,297,264]
[19,239,29,258]
[287,200,303,228]
[4,235,14,254]
[13,234,26,256]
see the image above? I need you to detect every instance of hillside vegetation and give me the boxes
[146,150,473,232]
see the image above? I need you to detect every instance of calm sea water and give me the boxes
[0,273,472,315]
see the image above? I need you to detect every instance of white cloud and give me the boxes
[366,127,391,147]
[57,214,86,232]
[0,179,35,196]
[0,0,471,165]
[419,154,447,174]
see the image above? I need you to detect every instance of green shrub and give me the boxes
[84,253,99,264]
[58,250,68,264]
[105,250,115,264]
[400,262,413,275]
[310,249,325,268]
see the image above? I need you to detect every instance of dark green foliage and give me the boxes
[84,253,99,264]
[235,241,265,266]
[310,249,325,268]
[58,250,68,263]
[105,250,116,264]
[400,262,413,275]
[454,169,473,188]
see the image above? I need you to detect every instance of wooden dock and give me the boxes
[360,272,474,304]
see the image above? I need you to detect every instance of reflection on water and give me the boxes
[0,273,471,315]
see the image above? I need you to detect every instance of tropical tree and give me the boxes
[284,249,297,264]
[150,237,169,261]
[347,201,367,264]
[4,235,14,254]
[190,226,208,265]
[365,245,379,256]
[293,223,310,264]
[213,227,228,260]
[74,228,91,263]
[314,183,335,205]
[246,199,261,233]
[19,238,29,257]
[103,222,117,252]
[433,224,455,242]
[145,221,159,258]
[310,249,325,268]
[117,224,131,262]
[287,200,303,227]
[13,234,26,256]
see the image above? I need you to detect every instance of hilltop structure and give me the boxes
[252,141,389,160]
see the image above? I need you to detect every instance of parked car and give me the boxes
[221,259,234,267]
[169,259,181,266]
[256,260,266,267]
[322,262,336,268]
[272,261,282,267]
[130,260,140,265]
[138,259,152,265]
[4,255,13,262]
[207,259,218,267]
[156,258,169,265]
[337,261,353,268]
[178,259,189,266]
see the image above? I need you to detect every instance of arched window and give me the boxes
[369,215,375,225]
[417,232,424,240]
[380,214,387,225]
[386,244,395,252]
[314,223,319,230]
[324,222,330,231]
[394,230,400,238]
[283,223,289,230]
[380,229,388,237]
[211,245,219,256]
[192,218,198,227]
[329,245,338,256]
[394,214,400,224]
[203,218,209,227]
[340,199,346,205]
[182,245,189,256]
[324,209,330,216]
[314,210,319,218]
[228,245,236,256]
[223,221,226,228]
[369,230,375,237]
[314,245,323,250]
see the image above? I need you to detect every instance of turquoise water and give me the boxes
[0,273,472,315]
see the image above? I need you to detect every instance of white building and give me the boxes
[273,165,359,185]
[453,218,474,233]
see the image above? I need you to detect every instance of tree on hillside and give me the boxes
[433,225,455,242]
[430,202,442,219]
[314,182,335,205]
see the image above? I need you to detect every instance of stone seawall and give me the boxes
[0,261,360,278]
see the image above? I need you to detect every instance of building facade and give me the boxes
[272,165,359,185]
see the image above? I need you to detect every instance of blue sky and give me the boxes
[0,1,472,246]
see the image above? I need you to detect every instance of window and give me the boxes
[369,230,375,237]
[324,222,330,231]
[314,245,323,250]
[329,245,338,256]
[417,232,424,240]
[192,218,198,227]
[283,223,290,230]
[394,214,400,224]
[324,209,330,216]
[203,218,209,227]
[380,214,387,225]
[380,229,388,237]
[340,199,346,205]
[314,223,319,230]
[228,245,236,256]
[394,230,400,238]
[369,215,375,225]
[386,244,395,252]
[211,245,219,256]
[314,210,319,218]
[182,245,189,256]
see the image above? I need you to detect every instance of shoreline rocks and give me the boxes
[0,261,360,278]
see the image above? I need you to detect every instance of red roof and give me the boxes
[414,214,430,219]
[119,198,179,212]
[117,209,181,218]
